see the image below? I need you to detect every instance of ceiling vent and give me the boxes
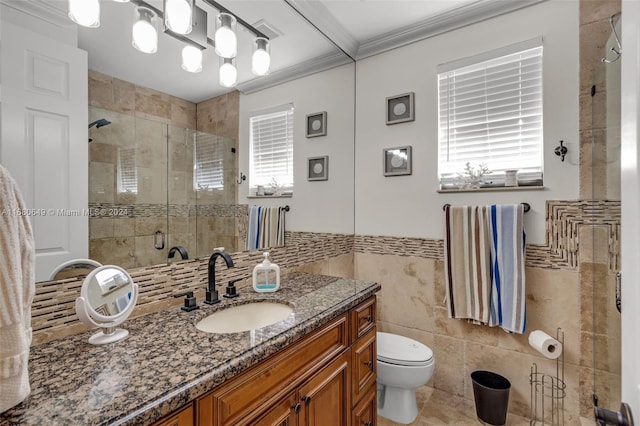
[252,19,283,40]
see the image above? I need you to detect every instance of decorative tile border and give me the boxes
[353,200,621,272]
[32,232,353,344]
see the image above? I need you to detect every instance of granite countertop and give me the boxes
[1,272,380,426]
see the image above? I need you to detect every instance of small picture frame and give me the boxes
[307,156,329,181]
[386,92,415,125]
[306,111,327,138]
[383,146,412,176]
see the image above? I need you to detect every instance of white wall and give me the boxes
[239,63,355,235]
[354,0,579,244]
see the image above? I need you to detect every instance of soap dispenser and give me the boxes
[252,252,280,292]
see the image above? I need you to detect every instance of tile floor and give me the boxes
[376,387,596,426]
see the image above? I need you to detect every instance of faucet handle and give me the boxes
[173,291,199,312]
[223,278,243,299]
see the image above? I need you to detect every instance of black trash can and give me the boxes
[471,370,511,426]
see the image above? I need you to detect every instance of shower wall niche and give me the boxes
[88,106,238,269]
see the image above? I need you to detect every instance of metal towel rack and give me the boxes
[442,202,531,213]
[282,205,290,212]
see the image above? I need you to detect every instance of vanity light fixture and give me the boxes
[163,0,194,35]
[69,0,271,87]
[132,7,159,54]
[252,37,271,76]
[214,12,237,59]
[68,0,100,28]
[219,57,237,87]
[181,45,203,73]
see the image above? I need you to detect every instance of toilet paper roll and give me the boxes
[528,330,562,359]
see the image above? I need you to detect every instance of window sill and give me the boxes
[438,186,545,194]
[247,194,293,199]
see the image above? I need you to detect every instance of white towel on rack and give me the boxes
[0,165,36,412]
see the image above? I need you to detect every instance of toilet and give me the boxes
[377,332,435,424]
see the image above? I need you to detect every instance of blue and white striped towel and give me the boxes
[488,204,527,334]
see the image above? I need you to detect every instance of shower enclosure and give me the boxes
[88,106,238,269]
[588,10,624,423]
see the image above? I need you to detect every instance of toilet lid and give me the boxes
[377,332,433,366]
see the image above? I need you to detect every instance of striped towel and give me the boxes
[488,204,526,333]
[443,205,493,324]
[247,206,286,250]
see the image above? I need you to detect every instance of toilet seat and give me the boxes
[377,332,433,367]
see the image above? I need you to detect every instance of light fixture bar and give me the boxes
[130,0,207,49]
[200,0,269,40]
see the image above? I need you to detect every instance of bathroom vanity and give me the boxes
[0,272,379,425]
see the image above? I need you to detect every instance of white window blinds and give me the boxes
[437,38,543,188]
[249,104,294,193]
[117,147,138,193]
[194,133,225,190]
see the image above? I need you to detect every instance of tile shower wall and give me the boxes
[88,70,196,268]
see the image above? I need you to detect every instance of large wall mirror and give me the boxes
[16,0,355,280]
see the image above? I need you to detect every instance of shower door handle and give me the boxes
[615,272,622,313]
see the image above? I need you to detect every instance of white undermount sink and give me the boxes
[195,302,294,334]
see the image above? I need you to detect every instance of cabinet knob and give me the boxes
[292,402,301,414]
[301,395,312,405]
[364,422,373,426]
[364,315,373,322]
[364,361,373,368]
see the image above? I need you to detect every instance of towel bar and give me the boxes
[442,203,530,213]
[283,205,290,212]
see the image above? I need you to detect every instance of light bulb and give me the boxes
[68,0,100,28]
[132,8,158,54]
[214,13,237,58]
[219,58,237,87]
[164,0,193,35]
[252,37,271,76]
[181,45,203,73]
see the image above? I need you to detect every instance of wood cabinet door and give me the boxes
[237,390,298,426]
[352,328,376,406]
[298,351,351,426]
[352,385,376,426]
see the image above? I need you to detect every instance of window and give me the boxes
[437,38,543,189]
[194,132,225,191]
[249,104,294,194]
[117,147,138,193]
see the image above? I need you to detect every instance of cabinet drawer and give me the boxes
[352,384,377,426]
[352,328,376,405]
[211,314,348,425]
[351,296,376,342]
[152,404,194,426]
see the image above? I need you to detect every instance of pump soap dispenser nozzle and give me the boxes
[252,252,280,292]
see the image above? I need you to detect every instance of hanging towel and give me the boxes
[443,205,493,324]
[247,206,261,250]
[247,206,286,250]
[0,165,36,412]
[488,204,527,333]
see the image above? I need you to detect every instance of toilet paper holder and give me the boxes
[530,328,566,425]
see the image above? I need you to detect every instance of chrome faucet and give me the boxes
[205,251,234,305]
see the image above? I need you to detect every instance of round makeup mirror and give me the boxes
[75,265,139,345]
[49,258,102,281]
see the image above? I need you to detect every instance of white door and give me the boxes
[0,20,88,281]
[621,0,640,418]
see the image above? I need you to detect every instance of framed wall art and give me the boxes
[386,92,415,125]
[383,146,412,176]
[307,156,329,181]
[306,111,327,137]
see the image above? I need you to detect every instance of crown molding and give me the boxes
[237,50,352,94]
[356,0,547,60]
[283,0,359,60]
[1,0,71,27]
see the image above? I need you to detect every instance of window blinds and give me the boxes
[117,147,138,193]
[249,105,294,191]
[437,38,543,188]
[194,133,225,190]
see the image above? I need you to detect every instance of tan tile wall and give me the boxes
[353,197,620,422]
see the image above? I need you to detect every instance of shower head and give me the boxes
[88,118,112,129]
